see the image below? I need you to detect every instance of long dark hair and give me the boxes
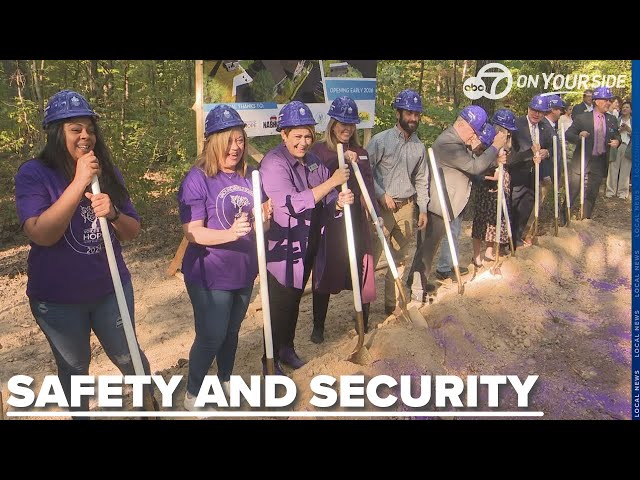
[37,117,129,207]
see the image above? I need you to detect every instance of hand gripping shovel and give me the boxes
[351,161,426,327]
[337,145,372,365]
[251,170,275,375]
[90,176,158,415]
[427,148,464,295]
[490,163,505,276]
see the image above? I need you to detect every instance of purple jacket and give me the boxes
[309,142,378,302]
[260,143,338,289]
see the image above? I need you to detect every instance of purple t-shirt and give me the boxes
[177,166,264,291]
[14,159,139,303]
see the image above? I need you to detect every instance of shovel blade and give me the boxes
[348,311,373,365]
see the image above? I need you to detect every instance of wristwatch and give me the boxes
[108,205,121,223]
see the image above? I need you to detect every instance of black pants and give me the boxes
[511,184,534,243]
[562,155,606,219]
[263,205,322,363]
[408,211,446,286]
[312,292,369,331]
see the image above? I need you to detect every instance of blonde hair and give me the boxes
[320,118,361,152]
[281,125,316,144]
[195,127,248,177]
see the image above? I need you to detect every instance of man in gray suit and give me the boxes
[407,105,507,297]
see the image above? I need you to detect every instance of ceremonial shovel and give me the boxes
[337,144,372,365]
[90,175,158,414]
[428,148,464,295]
[251,170,275,375]
[351,161,426,327]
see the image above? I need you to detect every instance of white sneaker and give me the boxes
[222,381,231,398]
[183,392,217,413]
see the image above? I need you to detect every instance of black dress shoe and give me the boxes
[435,270,453,281]
[279,346,306,369]
[310,326,324,344]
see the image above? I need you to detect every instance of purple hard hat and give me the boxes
[491,109,518,131]
[328,96,360,124]
[479,123,497,147]
[392,89,423,112]
[42,90,98,129]
[276,100,317,132]
[547,94,566,111]
[592,86,613,100]
[459,105,488,136]
[529,94,550,112]
[205,105,246,137]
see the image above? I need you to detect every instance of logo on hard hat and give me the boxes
[299,107,306,116]
[223,110,231,118]
[70,96,81,107]
[463,63,513,101]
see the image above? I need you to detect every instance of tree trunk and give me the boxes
[86,60,99,99]
[445,73,450,102]
[436,72,441,100]
[452,60,459,108]
[471,60,496,117]
[121,61,129,148]
[461,60,468,82]
[418,60,425,97]
[30,60,44,112]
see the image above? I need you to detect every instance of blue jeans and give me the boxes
[29,281,151,417]
[436,214,463,273]
[184,281,253,396]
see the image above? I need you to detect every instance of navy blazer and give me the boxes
[566,110,621,177]
[508,115,552,187]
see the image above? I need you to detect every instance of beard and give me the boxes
[399,116,419,135]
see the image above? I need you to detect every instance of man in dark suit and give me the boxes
[407,105,506,297]
[560,86,621,223]
[523,94,566,236]
[571,89,593,119]
[507,94,552,246]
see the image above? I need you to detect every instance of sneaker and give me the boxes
[183,391,217,412]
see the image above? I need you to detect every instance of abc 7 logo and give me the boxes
[463,63,513,100]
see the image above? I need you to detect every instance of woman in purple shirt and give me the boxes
[178,105,271,411]
[309,96,382,343]
[14,89,153,417]
[259,101,353,373]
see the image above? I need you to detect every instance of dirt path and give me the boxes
[0,190,632,420]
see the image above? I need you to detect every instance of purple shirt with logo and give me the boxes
[14,159,138,303]
[259,143,338,289]
[178,166,264,291]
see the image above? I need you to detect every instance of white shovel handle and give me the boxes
[90,175,145,376]
[251,170,274,362]
[351,162,400,280]
[553,135,559,220]
[560,127,571,214]
[427,148,459,268]
[496,163,504,244]
[337,144,363,312]
[580,136,586,218]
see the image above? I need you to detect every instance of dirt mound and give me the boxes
[0,197,632,420]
